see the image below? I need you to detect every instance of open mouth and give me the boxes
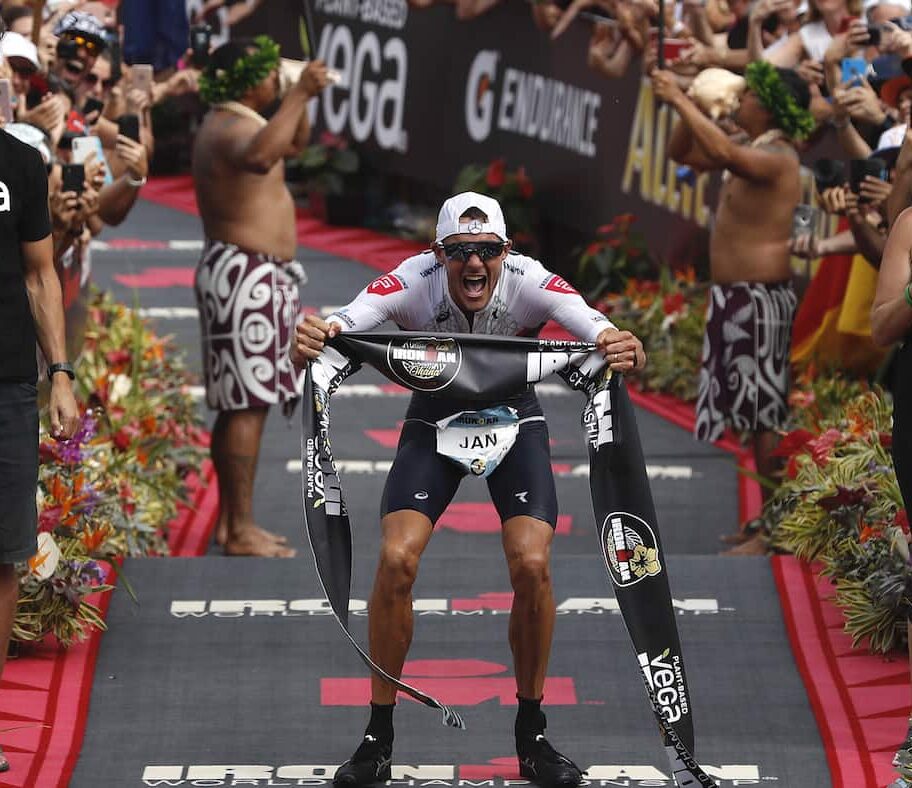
[462,274,487,297]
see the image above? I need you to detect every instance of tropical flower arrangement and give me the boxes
[596,265,708,402]
[14,291,206,646]
[293,131,360,196]
[575,214,658,302]
[453,159,537,253]
[764,372,909,653]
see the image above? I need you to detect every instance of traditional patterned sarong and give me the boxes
[694,280,797,442]
[194,240,306,412]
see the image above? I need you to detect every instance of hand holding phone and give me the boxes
[189,24,212,67]
[116,113,140,142]
[840,56,868,87]
[792,204,818,238]
[849,157,886,200]
[131,64,154,96]
[61,163,85,194]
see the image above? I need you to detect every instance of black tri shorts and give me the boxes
[0,381,39,564]
[380,417,559,528]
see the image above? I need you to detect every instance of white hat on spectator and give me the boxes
[0,32,40,71]
[435,192,508,244]
[4,123,52,165]
[864,0,911,12]
[878,122,907,149]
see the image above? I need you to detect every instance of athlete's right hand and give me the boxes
[291,314,341,366]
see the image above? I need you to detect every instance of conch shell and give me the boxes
[687,68,747,120]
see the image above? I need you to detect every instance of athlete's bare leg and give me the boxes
[502,515,556,699]
[368,509,435,703]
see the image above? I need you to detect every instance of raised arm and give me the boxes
[653,69,795,181]
[227,63,331,174]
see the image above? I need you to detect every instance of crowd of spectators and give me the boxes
[0,0,210,316]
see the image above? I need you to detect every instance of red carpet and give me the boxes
[14,176,897,786]
[1,464,217,788]
[773,556,911,787]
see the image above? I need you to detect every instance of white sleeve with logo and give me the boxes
[324,253,436,331]
[517,258,616,342]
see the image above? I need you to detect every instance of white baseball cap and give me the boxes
[435,191,508,244]
[864,0,911,11]
[0,32,40,71]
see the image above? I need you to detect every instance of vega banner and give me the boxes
[300,331,715,786]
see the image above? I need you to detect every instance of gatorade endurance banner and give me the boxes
[300,331,715,786]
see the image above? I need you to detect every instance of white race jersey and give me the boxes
[326,251,615,341]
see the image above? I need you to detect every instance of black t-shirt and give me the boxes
[0,131,52,383]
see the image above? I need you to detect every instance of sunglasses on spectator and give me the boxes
[441,241,505,262]
[83,72,115,90]
[64,60,85,76]
[68,34,100,55]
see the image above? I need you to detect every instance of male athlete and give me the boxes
[291,192,646,788]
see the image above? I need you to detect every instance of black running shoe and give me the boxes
[333,734,392,788]
[517,733,585,788]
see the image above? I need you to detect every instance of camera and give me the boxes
[812,158,846,193]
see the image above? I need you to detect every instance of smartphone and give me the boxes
[131,64,153,95]
[850,157,887,200]
[189,24,212,67]
[840,56,868,86]
[838,15,859,33]
[868,24,882,46]
[662,38,691,63]
[82,96,105,118]
[106,36,122,84]
[61,163,85,194]
[0,80,13,125]
[812,158,846,193]
[792,204,818,238]
[72,135,113,185]
[117,113,140,142]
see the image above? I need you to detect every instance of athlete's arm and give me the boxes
[292,314,341,364]
[520,260,646,371]
[291,257,431,366]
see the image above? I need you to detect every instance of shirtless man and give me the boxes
[652,61,811,547]
[192,37,331,557]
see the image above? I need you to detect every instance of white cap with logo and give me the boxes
[0,32,41,70]
[435,191,508,244]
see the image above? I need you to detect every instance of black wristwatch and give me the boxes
[47,362,75,381]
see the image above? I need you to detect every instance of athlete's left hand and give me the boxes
[596,327,646,373]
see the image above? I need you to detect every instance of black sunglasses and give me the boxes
[83,72,115,90]
[70,34,100,55]
[441,241,505,262]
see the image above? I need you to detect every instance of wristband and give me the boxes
[47,362,75,381]
[905,282,912,309]
[126,174,147,188]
